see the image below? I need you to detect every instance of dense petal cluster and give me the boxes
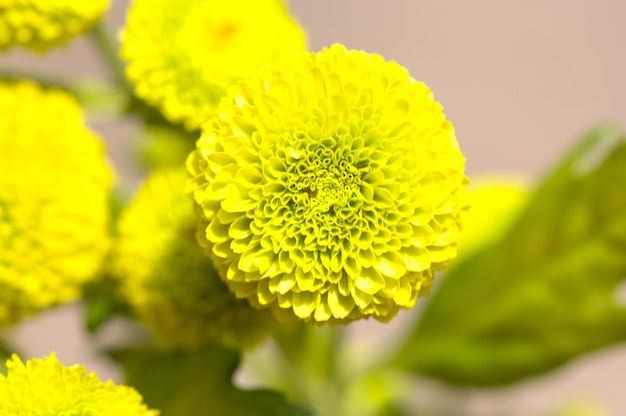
[0,80,112,326]
[0,353,158,415]
[187,44,468,323]
[0,0,109,51]
[114,168,273,349]
[121,0,306,131]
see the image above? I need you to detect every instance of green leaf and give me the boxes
[392,125,626,386]
[135,123,197,170]
[69,79,129,116]
[0,335,19,375]
[111,345,315,416]
[83,273,132,334]
[84,187,131,334]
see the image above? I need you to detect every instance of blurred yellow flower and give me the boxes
[0,353,158,415]
[114,168,273,349]
[121,0,306,131]
[0,80,112,326]
[458,177,529,258]
[187,44,468,323]
[0,0,109,51]
[549,397,608,416]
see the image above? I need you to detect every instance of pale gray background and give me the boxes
[1,1,625,414]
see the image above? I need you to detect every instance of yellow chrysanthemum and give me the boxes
[0,0,109,51]
[0,80,112,326]
[0,353,159,415]
[121,0,306,131]
[187,44,468,323]
[114,167,273,349]
[458,177,529,258]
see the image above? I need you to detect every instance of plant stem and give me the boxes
[89,20,132,96]
[273,324,346,416]
[0,68,74,90]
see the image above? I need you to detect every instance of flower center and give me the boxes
[205,21,240,51]
[282,141,364,214]
[310,176,350,212]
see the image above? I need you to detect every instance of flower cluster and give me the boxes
[121,0,306,130]
[0,80,112,326]
[187,44,468,323]
[114,168,274,349]
[0,353,158,415]
[0,0,109,51]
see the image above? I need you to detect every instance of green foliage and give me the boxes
[83,278,131,334]
[392,125,626,386]
[136,124,197,170]
[111,346,315,416]
[0,336,18,375]
[83,187,132,334]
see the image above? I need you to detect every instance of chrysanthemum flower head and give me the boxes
[187,44,468,323]
[0,80,112,326]
[0,0,109,51]
[121,0,306,130]
[114,167,273,349]
[0,353,159,415]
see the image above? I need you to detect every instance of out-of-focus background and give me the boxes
[1,1,625,414]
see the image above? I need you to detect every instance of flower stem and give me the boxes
[0,68,126,115]
[273,324,346,416]
[0,68,72,90]
[89,20,132,95]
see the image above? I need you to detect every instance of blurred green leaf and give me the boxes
[107,185,131,226]
[125,95,199,131]
[83,187,131,334]
[136,124,197,170]
[83,273,132,334]
[69,79,129,116]
[0,336,18,375]
[111,345,315,416]
[392,125,626,386]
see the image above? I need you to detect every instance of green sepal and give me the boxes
[391,125,626,386]
[110,345,315,416]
